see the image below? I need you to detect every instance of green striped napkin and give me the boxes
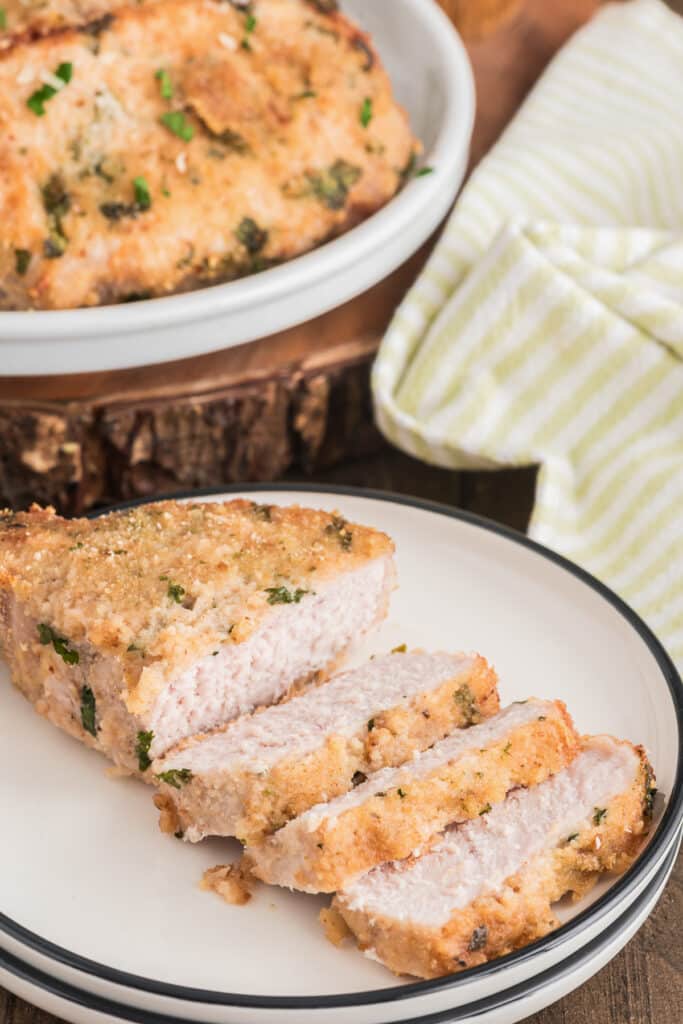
[373,0,683,666]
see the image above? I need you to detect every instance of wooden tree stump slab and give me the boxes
[0,0,603,514]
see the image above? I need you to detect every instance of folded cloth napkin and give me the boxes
[373,0,683,668]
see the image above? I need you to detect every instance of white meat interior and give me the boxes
[341,736,639,927]
[159,649,477,773]
[148,556,393,756]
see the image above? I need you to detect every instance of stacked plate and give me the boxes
[0,486,681,1024]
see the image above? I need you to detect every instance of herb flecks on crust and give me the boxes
[27,61,72,117]
[37,622,79,665]
[2,0,415,310]
[303,160,362,210]
[156,768,193,789]
[41,173,70,258]
[80,685,98,736]
[264,585,310,605]
[136,730,154,772]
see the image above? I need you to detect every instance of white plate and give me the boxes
[0,827,679,1024]
[0,486,681,1024]
[0,0,475,376]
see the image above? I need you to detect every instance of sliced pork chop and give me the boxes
[0,500,394,775]
[153,650,499,842]
[335,735,655,978]
[246,699,579,892]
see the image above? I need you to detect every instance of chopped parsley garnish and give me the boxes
[325,516,352,548]
[468,925,488,952]
[264,585,309,605]
[101,177,151,221]
[303,160,361,210]
[80,686,97,737]
[359,97,373,128]
[100,202,137,221]
[251,502,272,521]
[286,157,360,207]
[37,623,79,665]
[367,718,375,731]
[325,514,353,550]
[160,110,194,142]
[14,249,31,276]
[566,833,579,844]
[69,541,84,551]
[293,89,317,100]
[502,741,512,756]
[593,807,607,825]
[167,581,186,603]
[454,684,478,726]
[41,173,70,257]
[27,62,73,116]
[241,11,257,49]
[136,730,154,772]
[0,9,6,30]
[397,788,406,799]
[236,217,268,254]
[415,166,435,177]
[155,68,173,100]
[133,176,152,211]
[479,803,492,816]
[156,768,193,789]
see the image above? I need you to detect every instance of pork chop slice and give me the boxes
[335,735,655,977]
[153,649,499,842]
[246,698,579,892]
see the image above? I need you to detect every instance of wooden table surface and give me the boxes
[2,0,682,1021]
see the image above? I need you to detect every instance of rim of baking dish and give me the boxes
[0,836,678,1024]
[0,484,681,1011]
[0,0,475,342]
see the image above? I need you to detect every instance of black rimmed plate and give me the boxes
[0,829,679,1024]
[0,486,680,1024]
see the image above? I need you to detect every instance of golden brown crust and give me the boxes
[199,863,253,906]
[0,0,417,310]
[334,741,655,978]
[0,499,393,713]
[248,700,580,892]
[155,654,500,843]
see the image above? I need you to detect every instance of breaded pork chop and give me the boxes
[0,500,395,774]
[335,736,655,978]
[153,650,500,843]
[0,0,417,309]
[246,699,579,892]
[0,2,138,47]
